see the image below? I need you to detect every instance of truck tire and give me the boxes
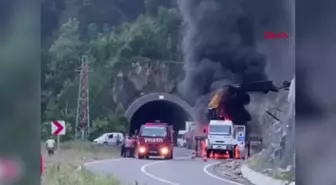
[165,149,173,160]
[164,154,173,160]
[169,149,174,159]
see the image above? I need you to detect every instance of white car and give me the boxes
[93,132,123,145]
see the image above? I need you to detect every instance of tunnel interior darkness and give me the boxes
[129,100,191,143]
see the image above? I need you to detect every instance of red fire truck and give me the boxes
[136,122,174,159]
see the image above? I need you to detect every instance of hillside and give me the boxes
[41,0,182,139]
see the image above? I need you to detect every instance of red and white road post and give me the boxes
[51,120,66,152]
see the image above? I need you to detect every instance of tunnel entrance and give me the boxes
[125,93,196,144]
[130,101,189,136]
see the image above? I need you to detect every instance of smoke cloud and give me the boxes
[177,0,292,122]
[178,0,266,103]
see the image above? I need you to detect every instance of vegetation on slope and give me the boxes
[41,0,182,140]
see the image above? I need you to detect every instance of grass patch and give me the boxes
[42,141,122,185]
[43,163,121,185]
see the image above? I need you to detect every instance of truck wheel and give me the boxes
[169,151,173,160]
[165,154,173,160]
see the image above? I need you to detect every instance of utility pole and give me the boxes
[75,55,90,140]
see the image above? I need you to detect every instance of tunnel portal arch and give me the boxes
[125,93,197,138]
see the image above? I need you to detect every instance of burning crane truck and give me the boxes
[188,80,290,158]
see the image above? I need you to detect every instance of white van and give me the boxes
[93,132,124,145]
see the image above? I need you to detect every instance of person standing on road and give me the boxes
[120,134,126,157]
[124,135,135,157]
[45,137,56,156]
[132,129,138,150]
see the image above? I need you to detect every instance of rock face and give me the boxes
[247,77,295,175]
[112,59,182,108]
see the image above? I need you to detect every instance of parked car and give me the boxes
[93,132,124,145]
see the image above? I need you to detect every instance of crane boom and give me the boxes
[208,89,224,109]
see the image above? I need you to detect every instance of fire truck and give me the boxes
[136,121,174,159]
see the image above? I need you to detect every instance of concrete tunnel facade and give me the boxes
[124,93,197,140]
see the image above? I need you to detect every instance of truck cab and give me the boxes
[137,122,173,159]
[206,120,236,157]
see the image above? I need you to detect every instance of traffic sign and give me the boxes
[51,120,65,136]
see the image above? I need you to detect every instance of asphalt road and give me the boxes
[85,148,245,185]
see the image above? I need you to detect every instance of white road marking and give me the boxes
[140,157,189,185]
[141,161,180,185]
[81,155,245,185]
[203,162,244,185]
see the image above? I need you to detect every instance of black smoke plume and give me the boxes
[177,0,291,122]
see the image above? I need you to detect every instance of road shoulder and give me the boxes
[211,160,252,185]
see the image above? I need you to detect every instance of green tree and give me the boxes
[43,18,84,135]
[42,2,183,140]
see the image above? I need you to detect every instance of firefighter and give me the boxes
[200,138,206,157]
[124,135,134,157]
[194,136,198,156]
[116,133,121,146]
[120,134,126,157]
[201,128,207,157]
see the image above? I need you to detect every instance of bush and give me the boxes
[60,140,119,151]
